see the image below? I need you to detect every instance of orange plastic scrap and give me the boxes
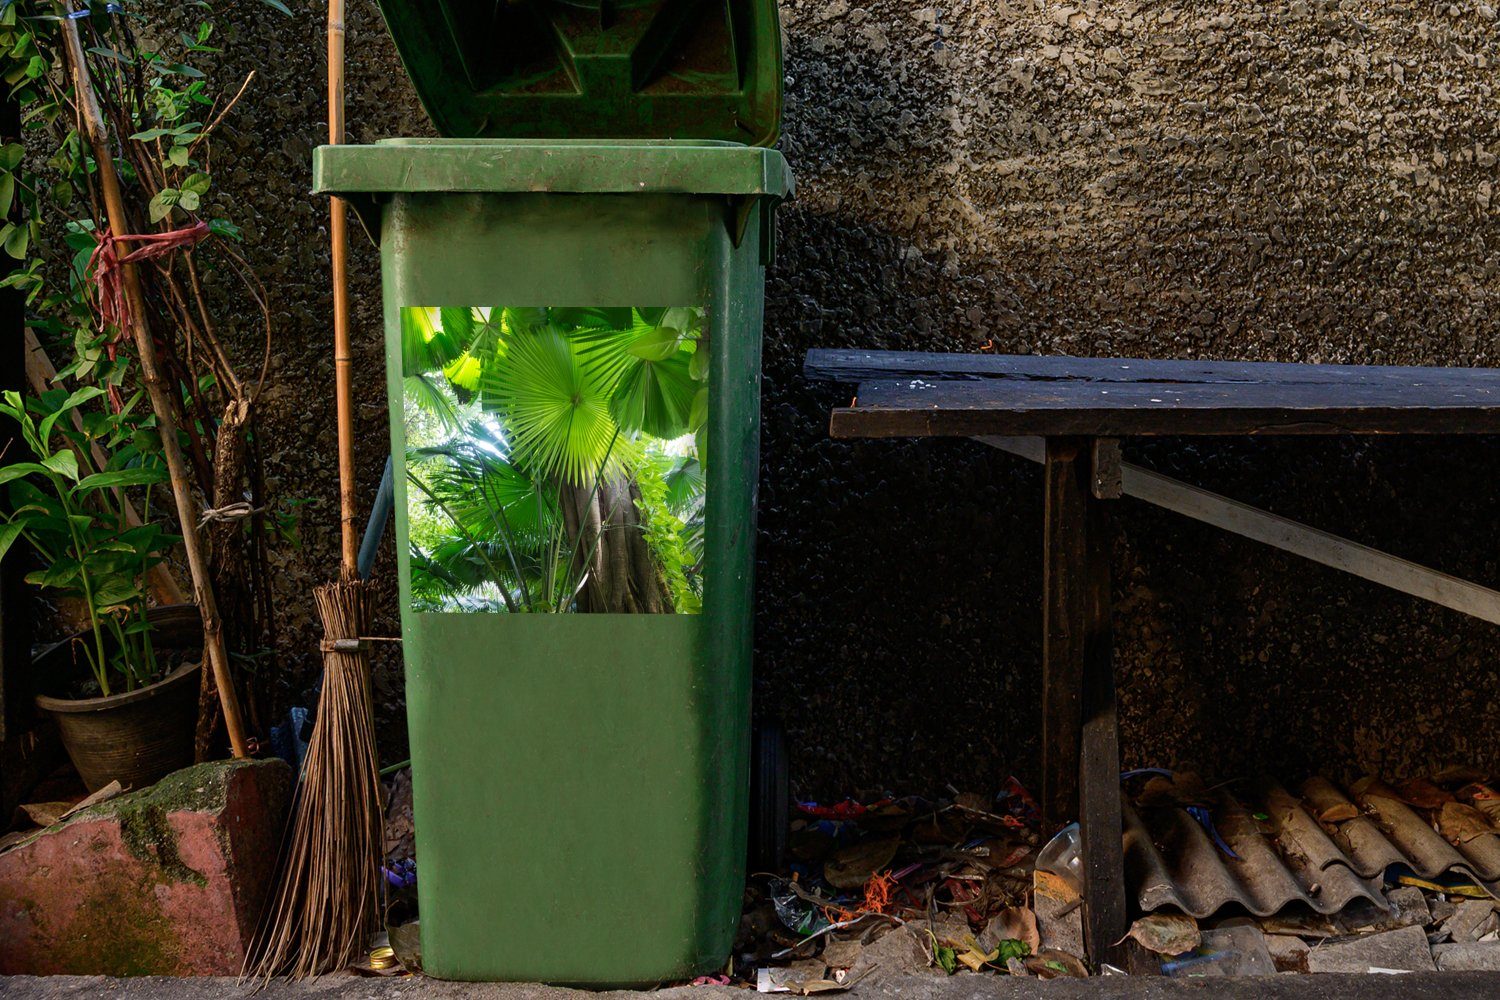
[824,870,899,925]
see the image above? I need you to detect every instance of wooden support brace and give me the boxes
[978,435,1500,627]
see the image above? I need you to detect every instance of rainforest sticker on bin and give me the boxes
[400,306,707,615]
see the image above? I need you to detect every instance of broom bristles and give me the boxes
[244,579,383,980]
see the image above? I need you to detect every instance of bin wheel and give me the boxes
[748,719,788,873]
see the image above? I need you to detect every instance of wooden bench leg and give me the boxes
[1079,492,1127,966]
[1041,438,1085,832]
[1043,437,1127,968]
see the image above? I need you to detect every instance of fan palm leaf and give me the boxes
[479,326,624,487]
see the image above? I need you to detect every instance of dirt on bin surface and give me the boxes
[119,0,1500,797]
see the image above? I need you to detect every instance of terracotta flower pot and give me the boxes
[33,604,203,792]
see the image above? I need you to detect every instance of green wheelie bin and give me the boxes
[312,0,791,985]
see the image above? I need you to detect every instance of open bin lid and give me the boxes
[372,0,784,145]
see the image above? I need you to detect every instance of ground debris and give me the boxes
[1124,912,1199,956]
[1306,924,1437,973]
[741,784,1066,986]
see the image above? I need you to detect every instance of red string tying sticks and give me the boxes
[87,220,211,409]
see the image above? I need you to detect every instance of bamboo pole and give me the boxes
[61,8,248,758]
[328,0,358,575]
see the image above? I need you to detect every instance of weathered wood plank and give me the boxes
[1121,464,1500,626]
[806,348,1500,391]
[1079,494,1127,966]
[977,437,1500,627]
[1092,438,1123,500]
[1042,439,1087,832]
[831,377,1500,437]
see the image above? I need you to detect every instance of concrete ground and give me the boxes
[3,974,1500,1000]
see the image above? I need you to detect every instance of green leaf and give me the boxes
[689,386,708,434]
[27,557,80,589]
[400,307,463,375]
[610,352,697,439]
[177,189,200,212]
[180,171,210,195]
[551,307,633,330]
[38,385,105,443]
[0,172,12,217]
[689,340,709,381]
[627,324,682,362]
[0,519,25,563]
[258,0,294,14]
[2,220,26,259]
[91,578,142,609]
[42,450,79,481]
[502,307,546,335]
[995,939,1030,963]
[148,188,178,222]
[167,145,190,167]
[76,467,167,492]
[0,142,22,170]
[479,327,623,487]
[0,462,53,486]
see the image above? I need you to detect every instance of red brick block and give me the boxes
[0,758,291,975]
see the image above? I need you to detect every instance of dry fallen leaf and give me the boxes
[825,837,899,889]
[1458,784,1500,824]
[1025,949,1088,978]
[18,802,70,828]
[985,906,1040,955]
[1396,778,1454,811]
[1316,802,1359,823]
[60,780,124,820]
[1438,801,1497,845]
[1122,912,1200,956]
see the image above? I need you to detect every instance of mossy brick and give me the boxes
[0,758,291,975]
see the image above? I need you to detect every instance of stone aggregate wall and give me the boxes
[187,0,1500,795]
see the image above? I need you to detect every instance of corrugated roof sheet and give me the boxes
[1125,777,1500,920]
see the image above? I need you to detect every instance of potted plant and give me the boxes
[0,386,198,791]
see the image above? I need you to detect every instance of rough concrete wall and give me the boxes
[196,1,1499,794]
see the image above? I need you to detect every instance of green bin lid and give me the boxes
[372,0,784,146]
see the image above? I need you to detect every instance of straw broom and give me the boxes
[245,0,383,977]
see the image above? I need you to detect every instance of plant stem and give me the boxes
[61,7,246,755]
[57,475,110,694]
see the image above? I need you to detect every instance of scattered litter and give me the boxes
[1123,912,1200,956]
[741,785,1055,986]
[1163,925,1274,977]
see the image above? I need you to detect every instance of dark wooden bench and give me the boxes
[805,348,1500,966]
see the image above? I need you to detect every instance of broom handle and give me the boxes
[61,9,249,759]
[329,0,358,577]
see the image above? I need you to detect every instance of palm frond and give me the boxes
[479,326,624,487]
